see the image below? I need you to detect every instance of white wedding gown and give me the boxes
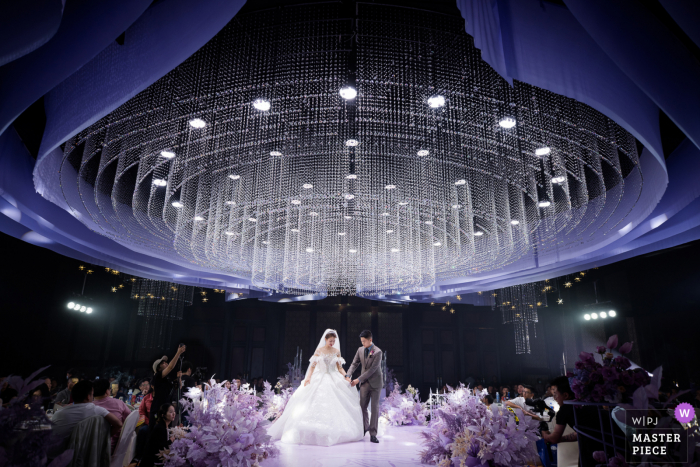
[268,349,364,446]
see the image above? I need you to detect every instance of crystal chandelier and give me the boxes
[59,1,641,297]
[131,278,193,348]
[498,282,547,354]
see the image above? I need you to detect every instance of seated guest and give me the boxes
[132,382,154,464]
[28,382,51,406]
[111,382,127,401]
[500,386,509,401]
[134,379,150,405]
[139,404,176,467]
[55,377,79,407]
[542,376,578,467]
[50,378,61,398]
[481,394,494,407]
[48,380,123,458]
[93,379,132,452]
[505,384,536,412]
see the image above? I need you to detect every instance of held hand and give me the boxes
[351,379,359,387]
[176,371,183,378]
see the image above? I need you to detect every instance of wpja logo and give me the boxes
[624,408,690,462]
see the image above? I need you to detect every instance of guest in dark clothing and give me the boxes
[150,344,186,427]
[28,383,51,407]
[139,403,175,467]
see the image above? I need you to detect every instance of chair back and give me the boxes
[110,410,139,467]
[67,415,111,467]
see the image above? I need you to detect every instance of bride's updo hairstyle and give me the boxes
[325,331,337,340]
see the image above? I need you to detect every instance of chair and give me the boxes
[111,410,139,467]
[67,415,111,467]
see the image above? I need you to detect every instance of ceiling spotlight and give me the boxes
[67,302,75,309]
[80,306,87,312]
[194,216,204,221]
[381,212,390,216]
[262,240,269,244]
[452,204,462,209]
[270,151,283,156]
[248,217,257,222]
[86,307,93,314]
[535,147,551,156]
[291,228,299,232]
[428,95,446,108]
[455,179,467,186]
[608,310,616,317]
[425,220,433,225]
[171,201,183,208]
[309,212,319,216]
[161,150,175,159]
[305,247,314,253]
[253,98,271,111]
[391,248,400,252]
[345,139,359,147]
[344,194,355,200]
[339,86,357,100]
[510,220,520,225]
[302,183,313,189]
[349,249,357,253]
[552,175,566,184]
[399,202,409,206]
[225,231,235,236]
[344,215,352,220]
[538,200,552,208]
[225,200,236,205]
[600,312,607,318]
[153,178,167,187]
[385,184,396,190]
[291,199,301,205]
[229,174,241,180]
[417,150,429,156]
[338,232,346,236]
[433,242,442,246]
[498,116,516,128]
[188,118,206,128]
[346,174,357,179]
[591,313,598,319]
[584,314,591,320]
[474,231,484,236]
[386,229,394,233]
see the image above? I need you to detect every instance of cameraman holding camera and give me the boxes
[150,344,186,427]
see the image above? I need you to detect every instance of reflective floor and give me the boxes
[261,425,427,467]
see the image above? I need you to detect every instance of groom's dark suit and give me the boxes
[346,344,384,437]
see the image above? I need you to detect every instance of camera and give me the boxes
[527,398,556,432]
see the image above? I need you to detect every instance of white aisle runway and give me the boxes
[261,425,428,467]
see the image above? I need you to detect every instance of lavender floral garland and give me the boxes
[381,380,427,427]
[163,380,279,467]
[420,384,540,466]
[260,382,293,423]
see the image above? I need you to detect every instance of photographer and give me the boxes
[149,344,185,427]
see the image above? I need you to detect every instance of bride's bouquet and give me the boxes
[381,379,427,426]
[163,379,279,467]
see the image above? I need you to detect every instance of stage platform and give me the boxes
[261,425,428,467]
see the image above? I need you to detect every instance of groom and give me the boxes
[346,330,384,444]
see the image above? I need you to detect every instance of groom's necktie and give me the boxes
[364,347,369,360]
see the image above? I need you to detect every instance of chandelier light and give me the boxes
[498,282,547,354]
[131,278,193,348]
[59,2,642,297]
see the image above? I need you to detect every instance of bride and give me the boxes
[268,329,364,446]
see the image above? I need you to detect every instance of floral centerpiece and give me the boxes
[568,335,650,403]
[260,381,293,423]
[420,384,540,466]
[163,379,278,467]
[380,380,427,426]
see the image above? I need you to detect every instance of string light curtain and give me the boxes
[131,278,193,348]
[498,282,547,354]
[59,1,641,297]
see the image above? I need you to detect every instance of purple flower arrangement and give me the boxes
[568,335,650,403]
[380,380,427,427]
[163,379,278,467]
[260,381,293,423]
[420,384,540,466]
